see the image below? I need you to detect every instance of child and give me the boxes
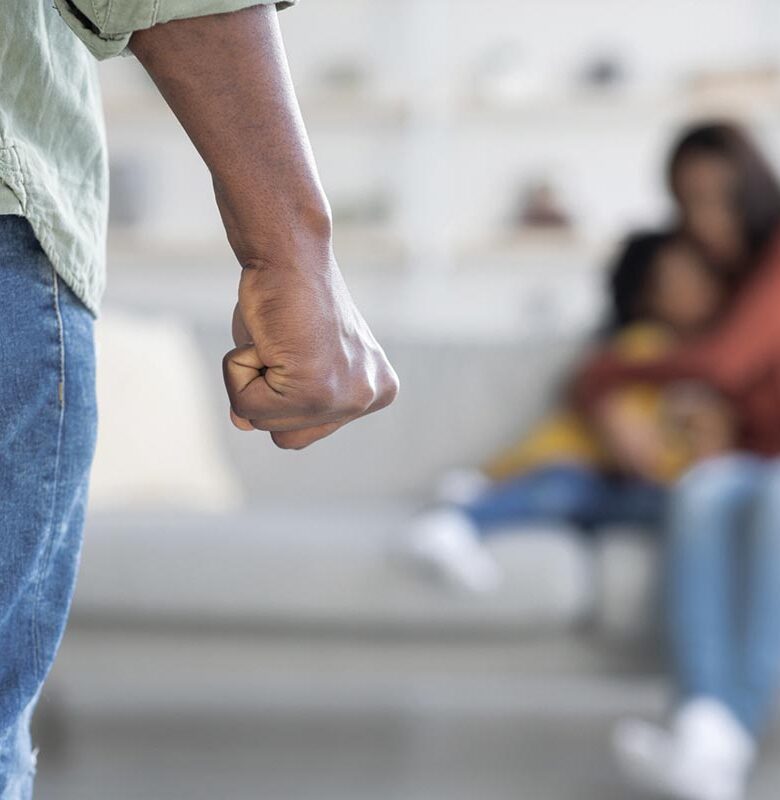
[403,231,731,592]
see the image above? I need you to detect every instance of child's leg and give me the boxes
[402,464,599,593]
[459,463,604,536]
[584,474,668,530]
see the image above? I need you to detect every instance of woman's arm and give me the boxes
[573,229,780,411]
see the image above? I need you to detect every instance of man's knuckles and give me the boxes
[222,345,398,429]
[222,346,264,387]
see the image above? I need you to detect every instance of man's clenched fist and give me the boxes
[130,4,399,450]
[223,253,399,450]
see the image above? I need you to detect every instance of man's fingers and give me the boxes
[230,408,255,431]
[270,420,346,450]
[222,336,399,444]
[259,385,394,447]
[224,345,357,428]
[223,344,288,420]
[224,345,343,429]
[225,323,258,428]
[231,303,252,346]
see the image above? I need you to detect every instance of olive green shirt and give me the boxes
[0,1,296,318]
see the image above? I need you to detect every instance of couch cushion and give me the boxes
[72,509,594,633]
[592,526,661,640]
[89,309,242,513]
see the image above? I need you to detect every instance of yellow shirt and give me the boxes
[483,324,692,484]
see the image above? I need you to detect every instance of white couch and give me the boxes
[70,309,663,644]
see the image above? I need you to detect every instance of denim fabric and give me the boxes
[666,454,780,734]
[460,464,667,534]
[0,215,97,797]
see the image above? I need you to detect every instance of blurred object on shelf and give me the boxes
[511,179,574,231]
[330,189,405,270]
[300,58,408,122]
[684,64,780,111]
[318,58,370,95]
[471,41,552,109]
[298,94,408,124]
[576,51,629,93]
[333,224,408,272]
[331,189,393,227]
[453,230,597,274]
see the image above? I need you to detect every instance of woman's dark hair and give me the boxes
[604,230,675,333]
[667,121,780,261]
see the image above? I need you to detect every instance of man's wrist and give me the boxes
[213,174,334,269]
[130,5,333,270]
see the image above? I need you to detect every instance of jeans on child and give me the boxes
[0,216,98,798]
[460,463,667,534]
[667,453,780,734]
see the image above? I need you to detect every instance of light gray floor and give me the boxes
[28,627,780,800]
[31,707,780,800]
[32,710,631,800]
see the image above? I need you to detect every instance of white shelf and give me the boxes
[298,92,409,125]
[453,229,604,269]
[96,0,780,297]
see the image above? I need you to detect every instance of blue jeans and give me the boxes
[0,216,97,798]
[460,464,667,535]
[667,454,780,735]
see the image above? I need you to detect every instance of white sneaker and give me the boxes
[612,698,755,800]
[402,508,502,594]
[433,468,492,505]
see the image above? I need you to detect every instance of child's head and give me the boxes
[609,230,724,334]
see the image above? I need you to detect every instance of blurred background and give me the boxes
[32,1,780,798]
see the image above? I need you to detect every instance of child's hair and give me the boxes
[605,230,677,333]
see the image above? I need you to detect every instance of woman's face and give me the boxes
[674,153,746,269]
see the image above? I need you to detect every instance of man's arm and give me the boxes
[128,5,398,449]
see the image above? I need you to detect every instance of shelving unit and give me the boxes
[283,0,780,280]
[98,0,780,339]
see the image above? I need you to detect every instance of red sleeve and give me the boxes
[573,229,780,411]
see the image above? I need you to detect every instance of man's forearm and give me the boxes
[129,4,399,448]
[129,4,331,266]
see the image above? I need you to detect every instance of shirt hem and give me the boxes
[0,142,103,320]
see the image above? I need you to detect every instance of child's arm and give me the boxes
[662,384,736,461]
[573,231,780,411]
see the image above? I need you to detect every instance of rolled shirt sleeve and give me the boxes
[53,0,298,60]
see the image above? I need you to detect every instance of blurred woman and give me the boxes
[575,122,780,800]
